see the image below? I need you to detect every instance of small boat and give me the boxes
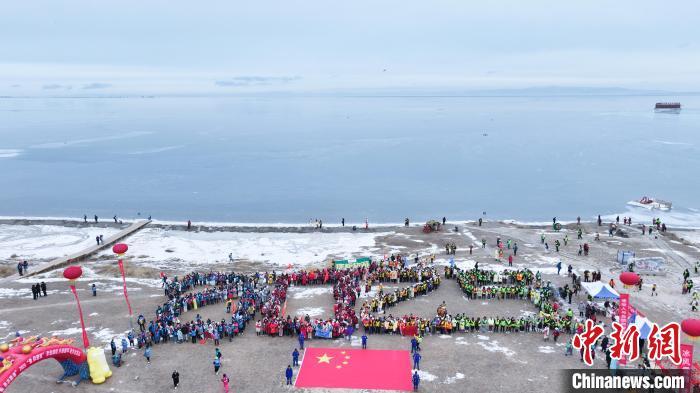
[655,102,681,109]
[627,196,672,211]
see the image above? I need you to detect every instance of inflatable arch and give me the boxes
[0,337,90,392]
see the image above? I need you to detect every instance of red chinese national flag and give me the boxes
[295,347,413,391]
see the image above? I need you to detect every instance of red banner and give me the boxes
[619,293,629,366]
[400,325,418,337]
[118,259,133,316]
[69,285,90,349]
[681,344,694,393]
[295,347,412,391]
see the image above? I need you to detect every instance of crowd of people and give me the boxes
[134,256,593,350]
[128,271,274,353]
[31,281,47,300]
[253,263,443,340]
[122,224,645,389]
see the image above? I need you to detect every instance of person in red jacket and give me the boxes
[221,373,230,393]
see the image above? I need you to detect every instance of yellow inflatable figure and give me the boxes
[87,347,112,384]
[0,357,14,374]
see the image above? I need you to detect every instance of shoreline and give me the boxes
[0,216,593,233]
[1,215,698,232]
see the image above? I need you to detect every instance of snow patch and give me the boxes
[0,224,120,260]
[0,288,31,299]
[49,327,91,336]
[444,373,465,384]
[478,340,515,357]
[417,370,437,381]
[641,248,666,253]
[538,346,556,354]
[289,287,331,299]
[294,307,324,317]
[100,227,385,266]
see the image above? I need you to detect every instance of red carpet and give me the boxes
[295,347,413,391]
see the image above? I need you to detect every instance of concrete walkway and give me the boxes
[8,220,151,280]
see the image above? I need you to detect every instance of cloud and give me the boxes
[82,82,112,89]
[42,83,72,90]
[0,149,23,159]
[214,76,301,87]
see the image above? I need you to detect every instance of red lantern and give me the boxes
[63,265,83,281]
[681,319,700,341]
[619,272,640,288]
[112,243,128,255]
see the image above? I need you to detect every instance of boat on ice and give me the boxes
[627,196,672,211]
[655,102,681,110]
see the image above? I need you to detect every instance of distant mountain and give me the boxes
[308,86,698,97]
[472,86,672,96]
[2,85,698,99]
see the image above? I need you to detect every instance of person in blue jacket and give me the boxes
[144,345,152,364]
[412,370,420,391]
[298,333,305,350]
[361,334,367,349]
[413,352,421,370]
[292,348,299,367]
[213,357,221,375]
[285,365,293,385]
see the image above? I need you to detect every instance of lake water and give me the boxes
[1,95,699,224]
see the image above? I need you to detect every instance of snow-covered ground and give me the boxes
[102,227,386,266]
[678,231,700,246]
[14,265,161,288]
[289,287,332,299]
[293,307,325,317]
[0,224,120,260]
[437,254,570,276]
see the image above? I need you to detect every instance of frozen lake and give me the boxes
[1,94,699,224]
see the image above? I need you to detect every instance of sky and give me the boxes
[1,0,698,95]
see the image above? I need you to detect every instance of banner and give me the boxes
[400,325,418,337]
[315,325,333,339]
[681,344,694,393]
[334,258,371,269]
[295,348,412,391]
[619,293,629,366]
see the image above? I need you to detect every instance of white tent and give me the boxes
[581,281,620,299]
